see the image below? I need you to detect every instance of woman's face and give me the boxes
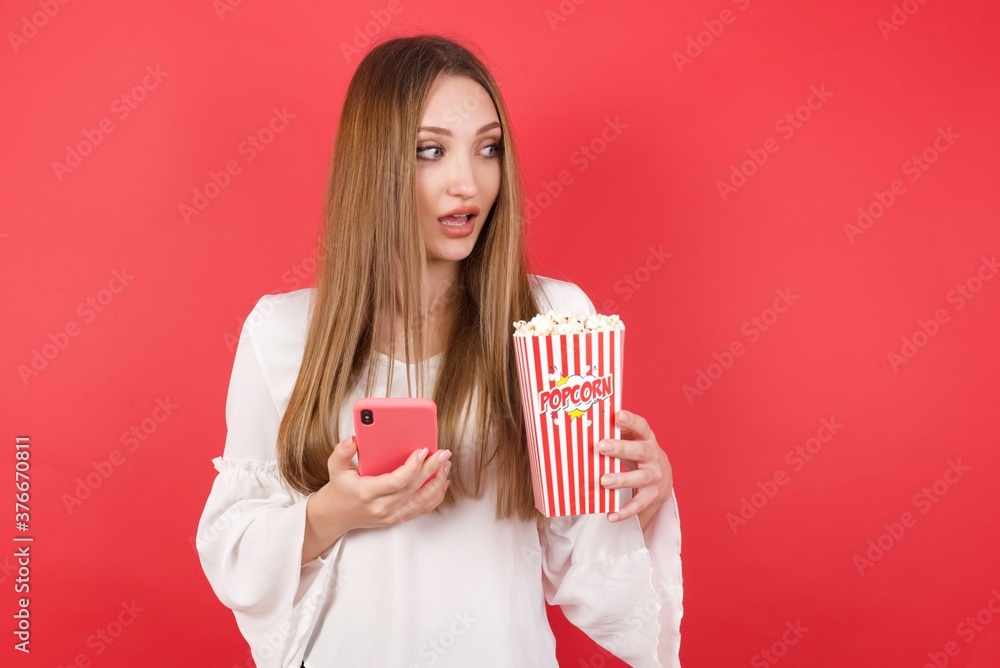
[415,74,502,263]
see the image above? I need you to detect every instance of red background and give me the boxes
[3,0,999,666]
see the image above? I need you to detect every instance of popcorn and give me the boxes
[512,311,627,517]
[512,310,624,337]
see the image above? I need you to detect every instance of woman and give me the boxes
[196,34,683,667]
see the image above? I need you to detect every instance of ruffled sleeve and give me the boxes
[195,297,345,668]
[533,277,684,667]
[537,492,683,667]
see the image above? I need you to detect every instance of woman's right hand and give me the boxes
[320,434,453,532]
[303,435,453,562]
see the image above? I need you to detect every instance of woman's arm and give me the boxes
[532,279,684,666]
[303,485,351,564]
[196,295,344,668]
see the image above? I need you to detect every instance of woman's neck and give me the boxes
[379,259,462,362]
[424,258,462,314]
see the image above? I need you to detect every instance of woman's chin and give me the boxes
[428,240,478,262]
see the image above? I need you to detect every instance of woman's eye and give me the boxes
[482,142,501,159]
[417,145,442,160]
[417,142,501,160]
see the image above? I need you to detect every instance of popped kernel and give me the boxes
[512,310,624,337]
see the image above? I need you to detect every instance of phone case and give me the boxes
[352,397,439,476]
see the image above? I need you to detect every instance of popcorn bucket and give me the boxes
[513,313,625,517]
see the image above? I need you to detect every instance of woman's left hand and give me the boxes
[598,410,673,528]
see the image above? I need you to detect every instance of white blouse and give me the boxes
[196,275,683,667]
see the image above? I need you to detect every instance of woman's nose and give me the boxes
[446,157,478,199]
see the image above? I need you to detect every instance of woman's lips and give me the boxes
[437,214,475,237]
[438,214,472,226]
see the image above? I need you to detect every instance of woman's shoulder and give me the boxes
[527,274,597,315]
[238,287,315,402]
[242,287,314,339]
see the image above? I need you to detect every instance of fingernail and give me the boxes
[608,513,620,522]
[436,449,452,462]
[599,440,611,453]
[601,474,615,486]
[443,462,452,475]
[417,448,429,463]
[619,411,628,423]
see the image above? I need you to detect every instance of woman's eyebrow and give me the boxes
[418,121,502,136]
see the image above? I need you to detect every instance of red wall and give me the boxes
[3,0,999,666]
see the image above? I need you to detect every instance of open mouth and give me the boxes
[438,213,474,226]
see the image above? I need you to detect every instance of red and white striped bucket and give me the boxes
[513,326,624,517]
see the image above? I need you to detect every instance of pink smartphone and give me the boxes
[352,397,439,477]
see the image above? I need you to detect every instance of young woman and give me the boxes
[196,34,683,667]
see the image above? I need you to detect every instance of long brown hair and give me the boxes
[276,34,545,522]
